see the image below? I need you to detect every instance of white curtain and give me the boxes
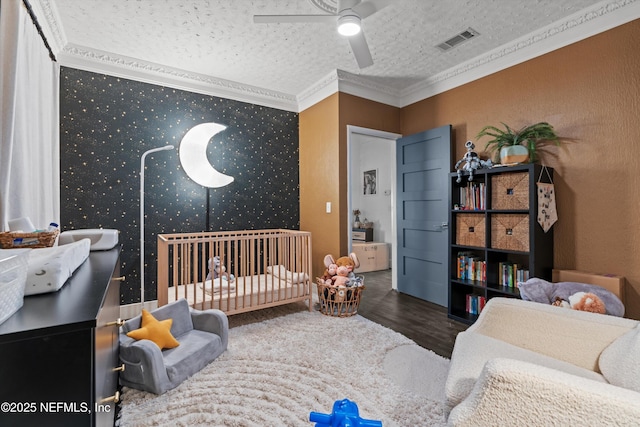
[0,0,60,231]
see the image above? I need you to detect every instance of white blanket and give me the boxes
[170,272,310,313]
[200,278,236,295]
[23,239,91,295]
[266,264,309,284]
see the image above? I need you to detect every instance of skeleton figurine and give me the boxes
[455,141,492,183]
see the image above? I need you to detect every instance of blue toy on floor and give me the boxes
[310,399,382,427]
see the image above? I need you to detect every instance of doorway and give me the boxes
[347,125,402,290]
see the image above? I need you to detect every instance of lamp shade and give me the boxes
[179,123,234,188]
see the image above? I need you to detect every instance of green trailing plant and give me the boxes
[476,122,560,163]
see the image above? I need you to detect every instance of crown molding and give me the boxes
[56,44,299,111]
[29,0,67,54]
[300,0,640,109]
[37,0,298,111]
[335,70,402,107]
[296,69,402,111]
[399,0,640,106]
[34,0,639,112]
[296,70,341,112]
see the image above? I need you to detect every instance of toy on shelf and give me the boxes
[309,399,382,427]
[455,140,492,183]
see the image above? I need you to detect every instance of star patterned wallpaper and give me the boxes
[60,67,300,304]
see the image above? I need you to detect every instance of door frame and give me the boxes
[347,125,402,290]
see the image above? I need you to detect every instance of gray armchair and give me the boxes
[119,298,228,395]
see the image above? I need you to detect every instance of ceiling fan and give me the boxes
[253,0,392,69]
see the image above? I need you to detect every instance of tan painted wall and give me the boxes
[299,93,400,277]
[300,20,640,319]
[300,94,341,277]
[401,19,640,319]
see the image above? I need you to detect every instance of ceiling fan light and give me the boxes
[337,14,361,36]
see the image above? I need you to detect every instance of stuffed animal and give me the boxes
[321,253,360,303]
[569,291,606,314]
[321,263,338,285]
[455,140,492,183]
[324,253,360,276]
[206,256,235,282]
[552,296,570,308]
[348,275,364,288]
[332,265,351,287]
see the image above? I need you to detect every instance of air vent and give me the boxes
[436,28,479,51]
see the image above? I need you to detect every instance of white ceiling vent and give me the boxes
[437,28,480,51]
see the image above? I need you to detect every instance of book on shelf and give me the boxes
[465,294,486,315]
[458,182,486,210]
[497,262,529,287]
[456,252,486,282]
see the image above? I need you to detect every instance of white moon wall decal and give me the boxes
[179,122,235,188]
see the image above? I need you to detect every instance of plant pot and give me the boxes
[500,145,529,164]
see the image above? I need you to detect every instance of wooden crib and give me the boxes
[157,229,313,315]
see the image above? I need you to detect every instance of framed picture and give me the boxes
[363,169,377,195]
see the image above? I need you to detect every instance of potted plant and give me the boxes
[476,122,560,164]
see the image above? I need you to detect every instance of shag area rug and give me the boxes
[117,303,450,426]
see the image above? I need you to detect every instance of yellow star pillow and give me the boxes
[126,309,180,350]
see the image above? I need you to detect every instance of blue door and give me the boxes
[396,125,452,306]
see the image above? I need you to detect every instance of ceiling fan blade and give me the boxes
[352,0,393,19]
[253,14,336,24]
[348,31,373,68]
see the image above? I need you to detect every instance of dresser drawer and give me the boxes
[95,274,122,424]
[353,242,389,273]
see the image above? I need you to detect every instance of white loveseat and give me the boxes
[445,297,640,426]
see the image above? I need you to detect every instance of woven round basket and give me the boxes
[0,230,59,249]
[316,277,365,317]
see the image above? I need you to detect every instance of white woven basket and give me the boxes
[0,249,30,325]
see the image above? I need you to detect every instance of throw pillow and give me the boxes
[126,309,180,350]
[599,324,640,393]
[517,277,624,316]
[517,277,554,303]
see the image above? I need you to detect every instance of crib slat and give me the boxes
[157,230,313,314]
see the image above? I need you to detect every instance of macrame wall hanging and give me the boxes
[536,166,557,232]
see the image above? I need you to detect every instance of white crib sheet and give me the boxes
[23,238,91,295]
[169,273,309,313]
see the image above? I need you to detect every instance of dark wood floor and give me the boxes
[357,269,468,359]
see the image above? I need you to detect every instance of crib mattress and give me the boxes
[168,273,311,313]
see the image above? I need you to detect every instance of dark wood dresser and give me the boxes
[0,246,122,427]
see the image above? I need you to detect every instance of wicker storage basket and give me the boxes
[491,172,529,210]
[0,249,30,325]
[0,230,59,249]
[456,214,485,247]
[316,278,365,317]
[491,214,529,251]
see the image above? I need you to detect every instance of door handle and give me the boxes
[441,222,449,229]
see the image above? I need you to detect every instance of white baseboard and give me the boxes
[119,300,158,320]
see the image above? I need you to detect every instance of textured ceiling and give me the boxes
[34,0,640,111]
